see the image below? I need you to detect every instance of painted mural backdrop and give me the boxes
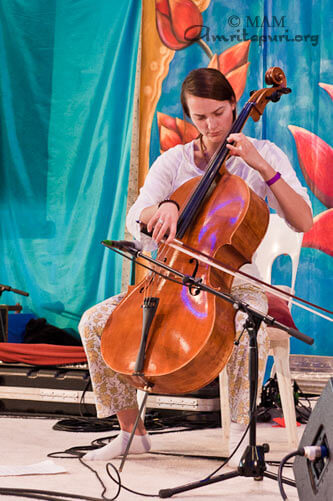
[140,0,332,356]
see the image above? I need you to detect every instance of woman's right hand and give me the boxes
[146,202,179,244]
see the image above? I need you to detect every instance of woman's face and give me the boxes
[186,94,235,146]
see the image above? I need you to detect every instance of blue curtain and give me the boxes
[0,0,141,336]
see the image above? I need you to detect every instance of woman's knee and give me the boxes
[78,293,127,339]
[78,304,98,335]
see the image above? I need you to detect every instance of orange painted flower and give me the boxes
[209,40,250,76]
[208,41,251,101]
[288,126,333,209]
[155,0,203,51]
[302,209,333,256]
[319,83,333,100]
[157,112,198,152]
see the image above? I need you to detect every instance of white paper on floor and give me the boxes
[0,459,67,476]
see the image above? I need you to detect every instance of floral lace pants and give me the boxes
[79,284,268,425]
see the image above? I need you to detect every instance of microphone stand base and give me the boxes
[158,446,296,498]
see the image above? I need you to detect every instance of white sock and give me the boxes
[227,422,248,468]
[83,431,151,461]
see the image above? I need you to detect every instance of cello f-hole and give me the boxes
[188,258,201,296]
[189,257,199,277]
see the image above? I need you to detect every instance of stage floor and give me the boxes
[0,416,302,500]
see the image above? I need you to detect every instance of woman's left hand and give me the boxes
[226,133,267,174]
[226,133,313,232]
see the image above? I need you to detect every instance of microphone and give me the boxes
[102,240,143,253]
[0,284,29,297]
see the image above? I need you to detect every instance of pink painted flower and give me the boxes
[208,41,251,101]
[302,209,333,257]
[155,0,203,51]
[289,101,333,257]
[288,126,333,209]
[319,83,333,100]
[157,112,198,152]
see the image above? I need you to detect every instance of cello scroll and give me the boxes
[249,67,291,121]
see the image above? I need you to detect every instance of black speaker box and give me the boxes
[293,377,333,501]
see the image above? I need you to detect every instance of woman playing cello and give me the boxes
[79,68,312,464]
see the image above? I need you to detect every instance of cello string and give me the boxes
[150,243,173,295]
[109,247,185,288]
[143,243,170,306]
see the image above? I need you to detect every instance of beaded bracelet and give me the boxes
[158,199,180,211]
[266,171,281,187]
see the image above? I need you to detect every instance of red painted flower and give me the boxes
[319,82,333,101]
[208,41,251,101]
[157,112,198,152]
[302,209,333,256]
[288,125,333,209]
[155,0,203,50]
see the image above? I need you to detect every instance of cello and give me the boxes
[101,67,291,395]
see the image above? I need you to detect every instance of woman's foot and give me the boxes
[83,431,151,461]
[227,421,248,468]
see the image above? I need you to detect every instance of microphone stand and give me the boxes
[0,284,29,297]
[158,308,299,498]
[102,241,314,487]
[0,284,29,341]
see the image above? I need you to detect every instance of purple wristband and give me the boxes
[266,171,281,187]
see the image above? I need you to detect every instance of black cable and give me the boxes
[49,424,217,461]
[91,427,199,448]
[79,376,93,417]
[279,445,329,500]
[78,457,121,500]
[105,462,159,498]
[266,459,293,468]
[278,450,302,500]
[47,426,225,501]
[52,417,119,433]
[148,451,226,461]
[0,486,107,500]
[52,407,220,434]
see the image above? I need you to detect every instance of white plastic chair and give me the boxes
[219,213,303,452]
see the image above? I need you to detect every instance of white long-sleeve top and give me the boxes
[126,138,312,285]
